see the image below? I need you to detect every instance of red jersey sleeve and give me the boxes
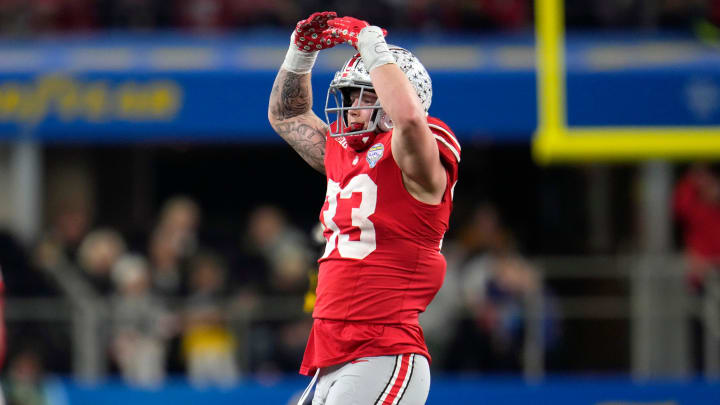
[427,117,460,185]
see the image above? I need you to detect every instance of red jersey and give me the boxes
[674,175,720,259]
[300,117,460,375]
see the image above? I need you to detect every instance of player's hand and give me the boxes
[293,11,342,52]
[282,11,338,73]
[326,16,388,49]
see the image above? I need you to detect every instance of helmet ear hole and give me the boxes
[377,110,393,132]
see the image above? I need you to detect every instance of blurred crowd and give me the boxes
[566,0,720,28]
[0,165,717,399]
[2,194,317,390]
[0,0,532,35]
[422,203,561,371]
[1,161,718,391]
[0,183,564,392]
[1,0,720,36]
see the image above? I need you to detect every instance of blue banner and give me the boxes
[0,32,718,143]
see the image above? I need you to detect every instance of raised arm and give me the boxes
[370,63,446,204]
[268,12,340,175]
[269,70,327,174]
[327,18,447,203]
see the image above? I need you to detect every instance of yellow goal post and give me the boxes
[533,0,720,164]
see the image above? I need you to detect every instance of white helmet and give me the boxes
[324,46,432,151]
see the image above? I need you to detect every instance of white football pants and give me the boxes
[299,353,430,405]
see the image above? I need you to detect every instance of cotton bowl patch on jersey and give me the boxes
[366,143,384,168]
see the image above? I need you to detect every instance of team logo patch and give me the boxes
[366,143,384,168]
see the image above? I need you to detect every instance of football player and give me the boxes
[268,11,460,405]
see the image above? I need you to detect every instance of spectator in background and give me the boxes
[147,195,202,299]
[29,197,100,375]
[445,203,560,372]
[180,251,239,387]
[236,205,312,374]
[33,197,92,272]
[3,349,49,405]
[142,196,203,375]
[77,228,126,295]
[456,203,510,259]
[673,163,720,373]
[455,253,560,371]
[419,203,506,368]
[444,203,509,371]
[110,254,174,388]
[673,164,720,291]
[246,205,312,296]
[148,226,184,299]
[157,196,201,263]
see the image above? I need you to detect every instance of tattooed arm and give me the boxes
[268,69,328,174]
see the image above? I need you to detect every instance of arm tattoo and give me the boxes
[273,118,327,173]
[270,71,310,120]
[269,70,328,174]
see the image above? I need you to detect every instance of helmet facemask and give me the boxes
[325,84,390,151]
[324,47,432,152]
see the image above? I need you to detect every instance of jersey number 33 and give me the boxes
[321,174,377,260]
